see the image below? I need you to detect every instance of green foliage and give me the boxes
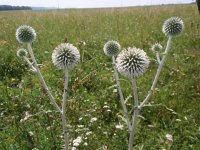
[0,4,200,149]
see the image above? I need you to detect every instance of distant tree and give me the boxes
[197,0,200,14]
[0,5,32,11]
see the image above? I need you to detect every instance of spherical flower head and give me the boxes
[116,47,150,78]
[104,40,121,57]
[16,25,36,44]
[162,17,184,37]
[151,43,163,52]
[17,48,28,58]
[52,43,80,69]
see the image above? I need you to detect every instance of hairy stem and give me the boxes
[112,56,132,132]
[128,78,139,150]
[27,43,62,113]
[62,67,69,150]
[139,36,172,109]
[23,56,36,72]
[156,52,161,64]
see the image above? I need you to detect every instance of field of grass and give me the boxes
[0,4,200,150]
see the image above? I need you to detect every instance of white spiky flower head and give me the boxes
[52,43,80,69]
[116,47,150,78]
[162,17,184,37]
[16,25,36,44]
[151,43,163,52]
[104,40,121,57]
[17,48,28,58]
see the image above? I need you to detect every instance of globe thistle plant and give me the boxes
[103,40,121,57]
[16,25,36,44]
[104,17,184,150]
[103,40,131,131]
[151,43,163,52]
[52,43,80,69]
[116,47,150,78]
[162,17,184,37]
[151,43,163,64]
[16,25,80,150]
[17,48,28,58]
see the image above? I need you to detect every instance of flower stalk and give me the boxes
[156,52,161,64]
[22,56,37,72]
[139,36,172,109]
[27,43,62,114]
[112,56,131,132]
[61,67,69,150]
[128,78,139,150]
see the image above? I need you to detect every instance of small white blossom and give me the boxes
[115,124,124,130]
[103,105,109,109]
[90,117,97,123]
[72,147,77,150]
[73,136,82,147]
[77,125,84,128]
[175,119,181,122]
[20,111,32,123]
[29,131,34,136]
[113,89,118,93]
[165,134,173,145]
[86,131,93,136]
[83,142,88,146]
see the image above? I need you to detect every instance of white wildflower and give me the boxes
[165,134,173,145]
[115,124,124,130]
[86,131,92,136]
[90,117,97,123]
[73,136,82,147]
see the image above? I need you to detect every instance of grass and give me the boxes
[0,4,200,150]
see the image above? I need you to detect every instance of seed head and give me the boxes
[162,17,184,37]
[104,40,121,57]
[116,47,150,78]
[52,43,80,69]
[151,43,163,52]
[16,25,36,44]
[17,48,28,58]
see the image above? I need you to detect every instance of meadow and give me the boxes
[0,4,200,150]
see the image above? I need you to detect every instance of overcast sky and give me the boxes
[0,0,194,8]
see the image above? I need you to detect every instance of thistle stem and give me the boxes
[112,56,132,132]
[139,36,172,109]
[23,56,37,72]
[128,78,139,150]
[62,67,69,150]
[27,43,62,114]
[156,52,161,64]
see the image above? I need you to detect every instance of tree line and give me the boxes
[0,5,32,11]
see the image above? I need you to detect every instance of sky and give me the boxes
[0,0,195,8]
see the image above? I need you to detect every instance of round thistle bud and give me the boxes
[16,25,36,44]
[17,48,28,58]
[162,17,184,37]
[104,40,121,57]
[52,43,80,69]
[116,47,150,78]
[151,43,163,52]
